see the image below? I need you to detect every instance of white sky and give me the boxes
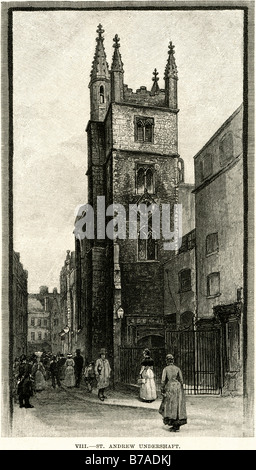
[12,8,244,293]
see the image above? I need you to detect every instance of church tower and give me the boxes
[83,26,180,380]
[89,24,110,121]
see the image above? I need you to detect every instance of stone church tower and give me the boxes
[79,25,180,382]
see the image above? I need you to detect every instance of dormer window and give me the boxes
[135,116,154,143]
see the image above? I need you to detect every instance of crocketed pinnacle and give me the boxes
[90,24,110,83]
[151,68,160,93]
[164,41,178,80]
[111,34,124,72]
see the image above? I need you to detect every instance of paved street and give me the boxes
[11,380,244,440]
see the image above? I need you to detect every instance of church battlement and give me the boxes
[123,84,166,107]
[89,25,178,120]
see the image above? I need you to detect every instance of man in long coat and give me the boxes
[74,349,84,388]
[17,355,34,408]
[94,348,111,401]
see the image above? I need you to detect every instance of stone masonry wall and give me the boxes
[111,103,178,156]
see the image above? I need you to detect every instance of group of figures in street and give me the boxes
[13,347,112,408]
[139,349,187,432]
[14,346,187,433]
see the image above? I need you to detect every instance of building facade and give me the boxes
[193,104,243,393]
[59,250,86,357]
[75,25,181,380]
[27,286,61,356]
[12,251,28,360]
[164,182,196,330]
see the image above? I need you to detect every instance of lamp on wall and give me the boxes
[116,307,124,320]
[63,326,70,334]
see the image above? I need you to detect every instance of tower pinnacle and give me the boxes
[164,41,178,80]
[151,68,160,94]
[164,40,178,108]
[89,24,110,86]
[110,33,124,102]
[111,34,124,72]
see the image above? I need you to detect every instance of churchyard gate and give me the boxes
[120,329,222,394]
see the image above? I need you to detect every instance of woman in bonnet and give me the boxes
[159,353,187,432]
[139,348,157,403]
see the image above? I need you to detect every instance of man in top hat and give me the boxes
[74,349,84,388]
[94,348,111,401]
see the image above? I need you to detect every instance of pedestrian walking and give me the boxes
[17,355,34,408]
[74,349,84,388]
[95,348,111,401]
[138,348,157,403]
[31,352,46,392]
[42,353,51,381]
[159,353,187,432]
[63,353,75,388]
[56,353,66,383]
[84,361,95,392]
[49,355,61,388]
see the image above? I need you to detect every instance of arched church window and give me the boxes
[146,168,154,193]
[138,217,157,261]
[137,168,145,194]
[137,121,144,142]
[178,158,184,183]
[144,120,153,142]
[147,231,156,260]
[100,85,105,104]
[136,164,155,194]
[138,231,157,261]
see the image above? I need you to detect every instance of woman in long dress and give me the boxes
[64,353,75,387]
[159,353,187,432]
[139,349,157,403]
[31,356,46,392]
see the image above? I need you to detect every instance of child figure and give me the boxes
[84,361,95,392]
